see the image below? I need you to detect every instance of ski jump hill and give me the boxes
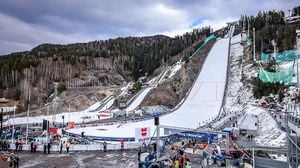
[68,26,235,141]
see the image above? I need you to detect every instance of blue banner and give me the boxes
[164,128,219,142]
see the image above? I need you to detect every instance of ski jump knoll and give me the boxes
[68,27,234,141]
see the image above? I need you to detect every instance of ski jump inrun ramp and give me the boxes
[68,27,234,140]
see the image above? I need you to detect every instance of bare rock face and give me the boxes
[141,86,177,108]
[142,40,215,108]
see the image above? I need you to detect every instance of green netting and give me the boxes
[204,34,216,44]
[259,66,294,85]
[190,34,216,58]
[246,37,252,45]
[260,49,300,62]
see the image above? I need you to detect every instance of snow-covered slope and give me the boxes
[242,105,286,147]
[68,36,230,138]
[125,87,153,112]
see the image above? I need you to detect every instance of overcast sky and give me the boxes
[0,0,299,55]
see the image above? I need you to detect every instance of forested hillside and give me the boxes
[0,27,212,106]
[240,8,299,54]
[240,5,300,100]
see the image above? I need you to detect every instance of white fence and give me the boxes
[8,142,143,152]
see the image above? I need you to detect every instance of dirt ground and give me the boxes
[0,150,138,168]
[0,149,203,168]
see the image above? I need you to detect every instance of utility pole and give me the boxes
[26,88,31,144]
[53,82,58,122]
[286,105,291,168]
[248,18,250,37]
[296,29,300,87]
[68,104,70,140]
[252,148,255,168]
[46,106,49,144]
[271,39,277,71]
[253,27,256,62]
[12,105,16,143]
[0,108,3,139]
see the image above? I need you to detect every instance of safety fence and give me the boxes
[7,141,143,152]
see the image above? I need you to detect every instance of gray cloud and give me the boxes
[0,0,298,55]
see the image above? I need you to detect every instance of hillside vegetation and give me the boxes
[0,27,212,108]
[240,6,300,100]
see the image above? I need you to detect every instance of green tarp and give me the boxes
[259,66,294,85]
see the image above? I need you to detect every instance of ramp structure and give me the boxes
[68,26,234,141]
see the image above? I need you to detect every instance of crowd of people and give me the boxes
[164,144,191,168]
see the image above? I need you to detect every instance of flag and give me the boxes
[135,127,150,142]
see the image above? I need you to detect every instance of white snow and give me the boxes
[5,97,115,125]
[244,105,266,116]
[120,83,132,97]
[99,97,115,111]
[252,108,286,147]
[155,67,172,85]
[88,102,102,112]
[125,87,153,112]
[147,77,157,85]
[237,114,258,131]
[218,33,287,148]
[168,62,183,78]
[270,154,287,162]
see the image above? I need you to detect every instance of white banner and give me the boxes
[135,127,150,142]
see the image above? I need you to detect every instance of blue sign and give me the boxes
[164,128,219,142]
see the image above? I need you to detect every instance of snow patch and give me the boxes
[254,110,286,147]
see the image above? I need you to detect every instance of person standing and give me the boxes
[30,141,34,153]
[174,158,179,168]
[137,148,141,162]
[103,141,107,152]
[47,142,51,154]
[66,141,70,153]
[59,141,63,154]
[13,155,19,168]
[178,156,183,168]
[15,141,18,151]
[43,143,47,154]
[185,160,191,168]
[33,141,37,153]
[18,140,23,151]
[120,139,124,151]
